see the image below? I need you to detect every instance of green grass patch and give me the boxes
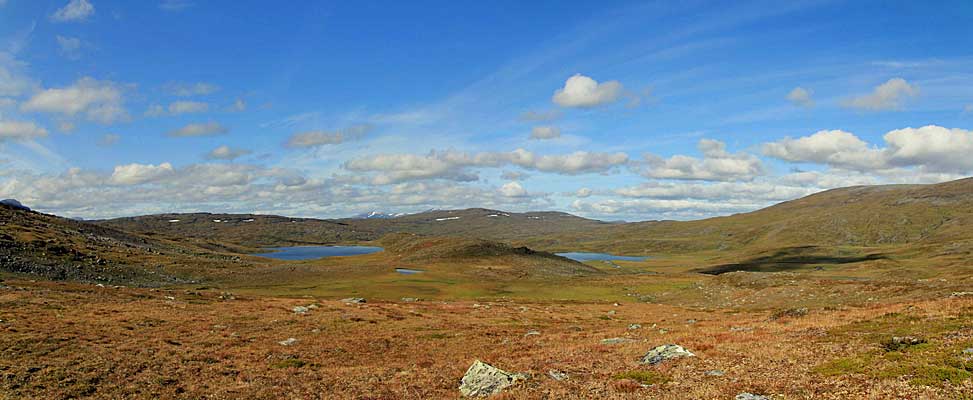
[613,370,670,385]
[814,356,871,376]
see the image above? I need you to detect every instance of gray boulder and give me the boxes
[601,337,635,345]
[342,297,366,304]
[639,344,695,365]
[459,360,527,397]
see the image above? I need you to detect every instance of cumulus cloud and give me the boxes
[0,120,48,141]
[168,100,209,115]
[762,130,885,171]
[575,187,592,198]
[764,125,973,174]
[285,124,371,148]
[640,139,763,181]
[109,162,175,185]
[167,121,228,137]
[98,133,120,147]
[786,87,813,107]
[206,145,251,160]
[21,77,128,124]
[552,74,623,108]
[344,149,629,185]
[499,181,527,197]
[843,78,918,111]
[50,0,94,22]
[163,82,219,97]
[529,126,560,140]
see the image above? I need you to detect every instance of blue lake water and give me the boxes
[258,246,383,260]
[395,268,424,275]
[555,252,648,262]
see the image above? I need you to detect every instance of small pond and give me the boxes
[258,245,383,261]
[555,252,648,262]
[395,268,424,275]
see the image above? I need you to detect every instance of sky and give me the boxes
[1,0,972,221]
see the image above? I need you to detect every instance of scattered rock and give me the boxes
[628,324,642,330]
[219,292,235,300]
[607,310,617,316]
[882,336,927,351]
[736,393,771,400]
[729,326,753,332]
[342,297,366,304]
[401,297,419,302]
[525,330,540,337]
[278,338,299,346]
[601,337,635,345]
[164,296,175,300]
[704,369,725,376]
[686,319,697,324]
[639,344,695,365]
[458,360,527,397]
[547,369,569,381]
[292,306,310,314]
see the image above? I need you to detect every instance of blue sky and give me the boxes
[1,0,972,220]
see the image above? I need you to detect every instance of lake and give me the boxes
[258,245,383,260]
[555,252,648,262]
[395,268,424,275]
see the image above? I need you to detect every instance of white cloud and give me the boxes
[167,121,228,137]
[285,124,371,148]
[0,120,48,141]
[0,53,35,97]
[764,125,973,174]
[883,125,973,172]
[575,187,592,198]
[529,126,560,140]
[344,149,629,184]
[163,82,219,97]
[206,145,251,160]
[964,104,973,114]
[21,77,128,124]
[56,35,83,60]
[109,162,175,185]
[786,87,813,107]
[843,78,918,111]
[499,181,527,197]
[98,133,120,147]
[51,0,95,22]
[168,100,209,114]
[640,139,763,181]
[762,130,885,171]
[552,74,623,108]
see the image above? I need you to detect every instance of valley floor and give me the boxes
[2,280,973,399]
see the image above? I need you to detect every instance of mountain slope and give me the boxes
[96,208,612,248]
[0,203,252,286]
[530,178,973,261]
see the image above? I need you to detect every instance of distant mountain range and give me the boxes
[351,211,410,219]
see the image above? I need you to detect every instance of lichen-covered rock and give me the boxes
[639,344,695,365]
[459,360,527,397]
[601,337,634,345]
[736,393,771,400]
[342,297,366,304]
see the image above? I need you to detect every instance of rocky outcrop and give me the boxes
[639,344,695,365]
